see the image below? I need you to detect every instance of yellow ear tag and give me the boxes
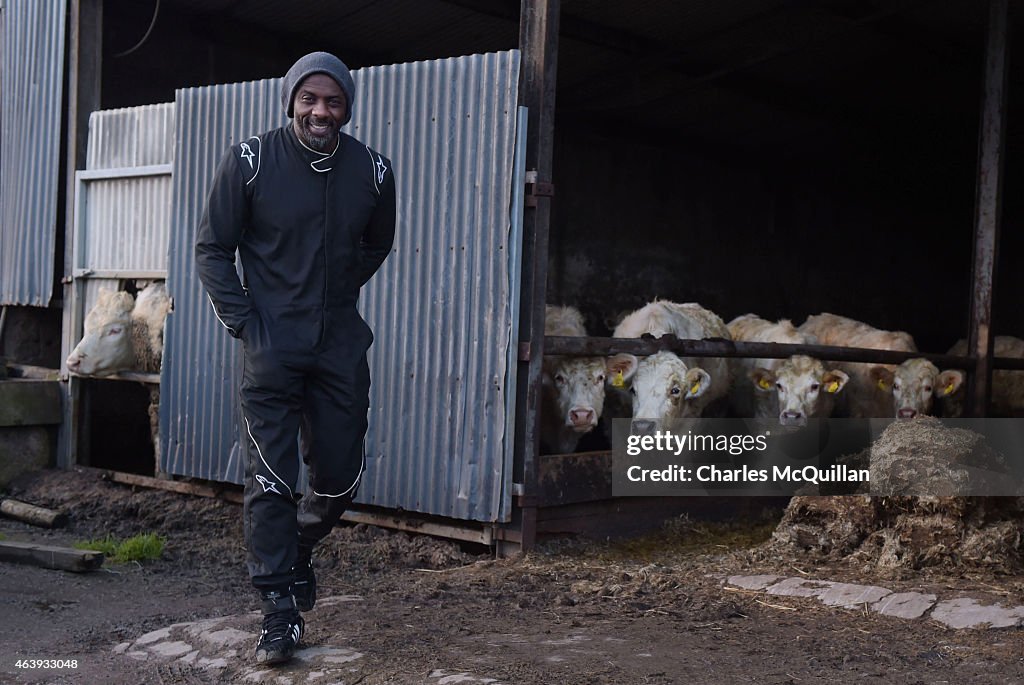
[690,382,702,396]
[612,371,624,388]
[757,378,771,390]
[877,379,888,391]
[944,383,955,395]
[827,381,839,393]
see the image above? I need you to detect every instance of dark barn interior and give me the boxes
[99,0,1021,356]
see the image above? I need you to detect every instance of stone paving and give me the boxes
[725,574,1024,629]
[113,595,506,685]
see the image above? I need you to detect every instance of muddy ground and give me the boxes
[2,467,1024,684]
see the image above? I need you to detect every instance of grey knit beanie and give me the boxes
[282,52,355,125]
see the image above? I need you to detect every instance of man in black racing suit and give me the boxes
[195,51,396,666]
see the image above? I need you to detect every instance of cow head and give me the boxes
[542,356,608,433]
[609,351,710,432]
[66,289,136,377]
[751,355,848,427]
[888,358,964,419]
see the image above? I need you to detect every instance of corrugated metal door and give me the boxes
[0,0,67,305]
[162,51,523,523]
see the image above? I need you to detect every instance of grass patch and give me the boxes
[74,533,165,563]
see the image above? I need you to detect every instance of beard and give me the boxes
[295,116,336,151]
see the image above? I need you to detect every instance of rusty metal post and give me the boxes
[514,0,560,552]
[966,0,1009,417]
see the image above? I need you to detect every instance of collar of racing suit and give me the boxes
[286,124,341,173]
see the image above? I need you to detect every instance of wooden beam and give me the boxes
[106,470,243,504]
[966,0,1010,417]
[0,540,104,572]
[515,0,561,553]
[0,499,68,528]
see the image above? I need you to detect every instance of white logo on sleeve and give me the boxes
[255,474,281,495]
[375,155,388,184]
[240,142,255,168]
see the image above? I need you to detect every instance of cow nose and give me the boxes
[780,411,805,427]
[569,407,595,428]
[631,419,656,435]
[67,356,80,371]
[898,408,917,419]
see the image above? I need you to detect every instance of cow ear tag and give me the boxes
[690,381,702,395]
[944,382,955,395]
[757,378,771,390]
[612,371,625,388]
[827,381,839,393]
[877,379,888,391]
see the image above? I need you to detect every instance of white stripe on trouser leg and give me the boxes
[312,449,365,498]
[244,415,294,499]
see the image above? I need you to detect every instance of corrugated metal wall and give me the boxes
[0,0,67,306]
[87,103,176,169]
[162,51,523,523]
[79,105,176,275]
[71,104,175,317]
[162,77,282,488]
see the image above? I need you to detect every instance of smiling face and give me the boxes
[291,73,348,151]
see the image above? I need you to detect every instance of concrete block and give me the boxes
[765,577,835,598]
[727,575,782,590]
[0,426,53,488]
[819,582,892,608]
[0,380,62,427]
[872,592,937,619]
[931,598,1024,629]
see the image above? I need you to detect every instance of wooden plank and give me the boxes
[107,470,240,502]
[0,540,104,572]
[515,0,562,553]
[966,0,1010,416]
[0,499,68,528]
[340,510,493,546]
[6,363,60,381]
[68,371,161,384]
[536,450,613,505]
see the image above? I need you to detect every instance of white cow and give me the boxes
[942,336,1024,417]
[798,313,917,418]
[748,355,849,427]
[541,305,608,454]
[872,357,964,419]
[609,300,732,430]
[66,282,171,376]
[726,314,847,423]
[66,282,171,465]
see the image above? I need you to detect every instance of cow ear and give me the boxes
[684,367,711,399]
[749,367,776,393]
[869,366,894,392]
[96,288,114,305]
[823,369,849,394]
[936,369,964,397]
[606,354,638,387]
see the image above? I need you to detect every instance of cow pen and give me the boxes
[2,0,1022,555]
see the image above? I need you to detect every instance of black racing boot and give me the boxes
[291,545,317,612]
[255,591,304,665]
